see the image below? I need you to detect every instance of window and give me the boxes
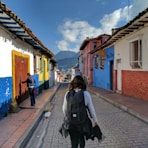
[93,42,97,48]
[98,50,105,70]
[100,57,105,69]
[129,39,142,68]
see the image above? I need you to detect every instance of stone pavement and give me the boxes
[0,83,148,148]
[0,84,60,148]
[88,85,148,124]
[35,83,148,148]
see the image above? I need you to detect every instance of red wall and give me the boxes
[82,40,100,85]
[122,70,148,101]
[81,35,110,85]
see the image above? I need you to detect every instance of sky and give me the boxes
[1,0,148,54]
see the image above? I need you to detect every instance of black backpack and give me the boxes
[66,89,88,125]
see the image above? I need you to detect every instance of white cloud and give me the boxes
[130,0,148,19]
[57,6,129,52]
[57,0,148,52]
[57,40,68,51]
[57,20,102,52]
[100,6,131,34]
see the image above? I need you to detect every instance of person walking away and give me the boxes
[62,75,99,148]
[22,73,36,106]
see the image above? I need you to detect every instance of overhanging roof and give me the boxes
[90,8,148,54]
[107,8,148,45]
[0,2,54,57]
[79,34,110,50]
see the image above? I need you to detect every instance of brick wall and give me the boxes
[122,70,148,101]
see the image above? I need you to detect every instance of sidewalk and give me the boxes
[0,84,60,148]
[88,85,148,124]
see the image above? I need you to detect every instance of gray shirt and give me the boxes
[62,89,98,123]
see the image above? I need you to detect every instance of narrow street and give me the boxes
[25,83,148,148]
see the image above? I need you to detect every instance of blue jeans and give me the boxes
[28,88,35,106]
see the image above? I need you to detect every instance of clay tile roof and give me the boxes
[79,34,110,51]
[107,7,148,45]
[0,2,54,57]
[89,7,148,54]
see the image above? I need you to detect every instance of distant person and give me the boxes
[62,75,99,148]
[74,69,82,77]
[22,73,36,106]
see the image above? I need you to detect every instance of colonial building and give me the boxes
[0,2,55,119]
[91,8,148,101]
[90,43,114,91]
[107,8,148,101]
[79,34,110,85]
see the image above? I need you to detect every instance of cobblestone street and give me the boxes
[26,83,148,148]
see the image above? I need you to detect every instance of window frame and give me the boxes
[129,38,142,69]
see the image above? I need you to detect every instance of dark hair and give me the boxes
[68,75,86,90]
[27,73,31,76]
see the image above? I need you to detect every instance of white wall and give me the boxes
[141,28,148,70]
[79,51,83,74]
[0,26,35,77]
[114,27,148,71]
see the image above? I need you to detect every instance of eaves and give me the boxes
[89,8,148,54]
[0,2,54,58]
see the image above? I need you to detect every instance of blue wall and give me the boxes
[33,74,39,96]
[33,74,39,87]
[93,46,114,90]
[0,77,12,119]
[0,75,39,119]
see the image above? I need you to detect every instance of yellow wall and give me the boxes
[44,57,49,81]
[38,55,49,82]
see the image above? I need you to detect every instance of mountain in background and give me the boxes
[55,51,78,60]
[55,51,79,71]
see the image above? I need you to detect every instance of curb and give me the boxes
[88,89,148,124]
[15,84,61,148]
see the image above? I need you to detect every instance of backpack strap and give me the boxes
[66,90,75,102]
[82,90,92,118]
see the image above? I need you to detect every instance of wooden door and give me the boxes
[15,55,29,104]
